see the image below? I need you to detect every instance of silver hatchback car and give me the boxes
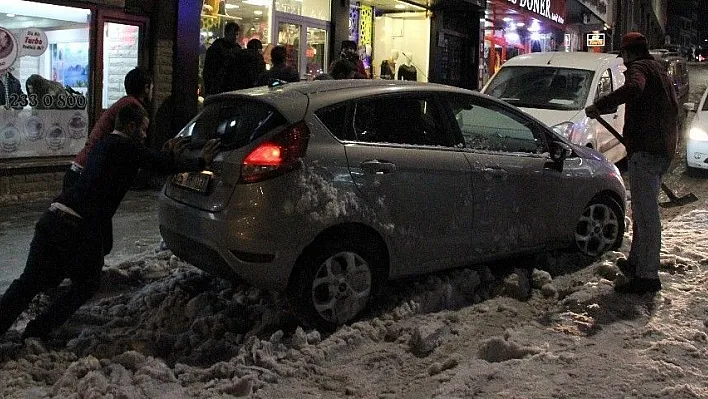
[158,80,626,329]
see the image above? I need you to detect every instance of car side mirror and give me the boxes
[549,141,572,162]
[683,102,696,112]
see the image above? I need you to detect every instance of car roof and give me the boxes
[208,80,473,100]
[204,80,492,113]
[498,51,621,70]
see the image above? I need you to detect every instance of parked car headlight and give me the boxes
[552,122,575,140]
[689,126,708,141]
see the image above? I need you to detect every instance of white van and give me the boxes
[482,52,627,163]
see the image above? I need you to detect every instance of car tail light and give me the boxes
[240,121,310,183]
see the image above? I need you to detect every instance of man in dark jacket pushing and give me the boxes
[586,32,679,295]
[0,103,220,340]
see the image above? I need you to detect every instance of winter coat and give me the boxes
[594,56,679,159]
[256,64,300,86]
[202,38,240,96]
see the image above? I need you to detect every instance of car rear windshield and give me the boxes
[177,100,286,149]
[485,66,594,111]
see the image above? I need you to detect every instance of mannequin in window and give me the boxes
[398,52,417,81]
[380,49,398,80]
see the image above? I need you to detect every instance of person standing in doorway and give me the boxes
[330,40,367,79]
[0,103,220,340]
[585,32,679,295]
[256,45,300,86]
[202,21,241,96]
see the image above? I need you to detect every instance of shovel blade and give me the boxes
[659,192,699,208]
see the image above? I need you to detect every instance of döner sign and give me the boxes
[505,0,566,24]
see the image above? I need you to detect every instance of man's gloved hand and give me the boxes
[200,139,221,165]
[585,104,600,119]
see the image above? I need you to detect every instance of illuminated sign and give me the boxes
[504,0,566,25]
[587,33,605,47]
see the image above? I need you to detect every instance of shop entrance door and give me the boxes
[94,10,149,119]
[274,15,328,80]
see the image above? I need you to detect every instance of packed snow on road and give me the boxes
[1,207,707,398]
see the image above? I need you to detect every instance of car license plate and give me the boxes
[172,171,212,193]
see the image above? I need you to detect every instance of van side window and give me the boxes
[596,69,613,100]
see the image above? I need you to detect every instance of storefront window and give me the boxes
[199,0,272,94]
[276,0,330,21]
[103,23,139,109]
[372,11,430,82]
[0,1,91,159]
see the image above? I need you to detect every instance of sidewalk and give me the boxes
[0,189,163,295]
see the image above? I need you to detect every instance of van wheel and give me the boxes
[288,237,381,330]
[574,197,624,257]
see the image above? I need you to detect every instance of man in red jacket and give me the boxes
[586,32,679,295]
[63,67,153,254]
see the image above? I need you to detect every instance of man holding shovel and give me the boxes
[585,32,679,295]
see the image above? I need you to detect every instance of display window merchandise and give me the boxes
[0,1,91,159]
[349,1,430,82]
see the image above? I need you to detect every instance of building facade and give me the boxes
[0,0,180,206]
[0,0,675,206]
[612,0,667,50]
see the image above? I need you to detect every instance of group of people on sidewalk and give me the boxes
[0,30,681,342]
[202,22,368,96]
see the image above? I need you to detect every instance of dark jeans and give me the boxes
[0,209,104,338]
[627,151,670,279]
[63,167,113,255]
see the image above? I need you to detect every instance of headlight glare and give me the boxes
[688,126,708,141]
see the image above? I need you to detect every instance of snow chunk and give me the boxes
[477,330,544,362]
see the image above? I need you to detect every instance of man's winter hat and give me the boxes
[620,32,647,49]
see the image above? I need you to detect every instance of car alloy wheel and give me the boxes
[288,236,381,330]
[575,197,624,257]
[310,251,372,325]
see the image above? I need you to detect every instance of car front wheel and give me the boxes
[574,197,624,257]
[288,237,380,330]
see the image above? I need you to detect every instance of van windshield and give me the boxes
[485,66,594,111]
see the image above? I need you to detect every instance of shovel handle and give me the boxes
[594,114,698,206]
[594,115,625,145]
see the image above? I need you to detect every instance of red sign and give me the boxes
[305,47,315,59]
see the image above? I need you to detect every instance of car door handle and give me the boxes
[360,160,397,175]
[482,167,508,178]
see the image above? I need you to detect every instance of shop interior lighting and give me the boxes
[242,0,271,6]
[254,10,263,15]
[503,17,512,22]
[6,13,15,17]
[225,4,240,9]
[531,32,541,40]
[395,4,406,9]
[393,0,427,11]
[0,1,89,23]
[516,22,525,27]
[529,19,541,32]
[506,32,520,42]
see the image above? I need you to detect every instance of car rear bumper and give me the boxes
[157,193,303,291]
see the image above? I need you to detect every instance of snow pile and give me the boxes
[1,210,708,398]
